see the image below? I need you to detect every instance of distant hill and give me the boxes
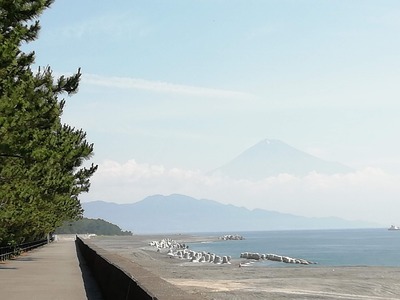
[55,217,132,235]
[210,139,353,180]
[82,194,376,234]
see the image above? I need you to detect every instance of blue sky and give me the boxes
[26,1,400,225]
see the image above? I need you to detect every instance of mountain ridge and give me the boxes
[83,194,378,233]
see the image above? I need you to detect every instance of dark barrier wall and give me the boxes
[75,237,206,300]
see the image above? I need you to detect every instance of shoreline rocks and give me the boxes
[149,237,231,264]
[149,238,187,250]
[148,237,316,266]
[240,252,317,265]
[168,248,232,264]
[218,234,245,240]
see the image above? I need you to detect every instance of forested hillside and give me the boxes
[55,218,132,236]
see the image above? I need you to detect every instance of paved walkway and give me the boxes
[0,238,103,300]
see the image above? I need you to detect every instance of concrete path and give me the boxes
[0,238,103,300]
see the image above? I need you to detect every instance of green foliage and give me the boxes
[0,1,97,246]
[55,218,132,236]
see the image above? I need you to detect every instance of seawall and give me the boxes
[75,237,205,300]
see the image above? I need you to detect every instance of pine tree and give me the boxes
[0,0,97,245]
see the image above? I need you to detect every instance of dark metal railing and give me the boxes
[0,238,48,261]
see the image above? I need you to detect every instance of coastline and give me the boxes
[90,234,400,299]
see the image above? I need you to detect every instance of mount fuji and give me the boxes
[210,139,353,180]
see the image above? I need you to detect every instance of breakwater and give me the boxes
[240,252,316,265]
[75,237,205,300]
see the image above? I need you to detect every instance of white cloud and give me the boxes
[59,13,151,39]
[83,74,254,99]
[82,159,400,225]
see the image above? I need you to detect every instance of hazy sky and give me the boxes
[28,1,400,225]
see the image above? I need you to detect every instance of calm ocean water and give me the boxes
[188,228,400,267]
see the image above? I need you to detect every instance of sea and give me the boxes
[186,228,400,267]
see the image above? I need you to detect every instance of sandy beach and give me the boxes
[89,234,400,300]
